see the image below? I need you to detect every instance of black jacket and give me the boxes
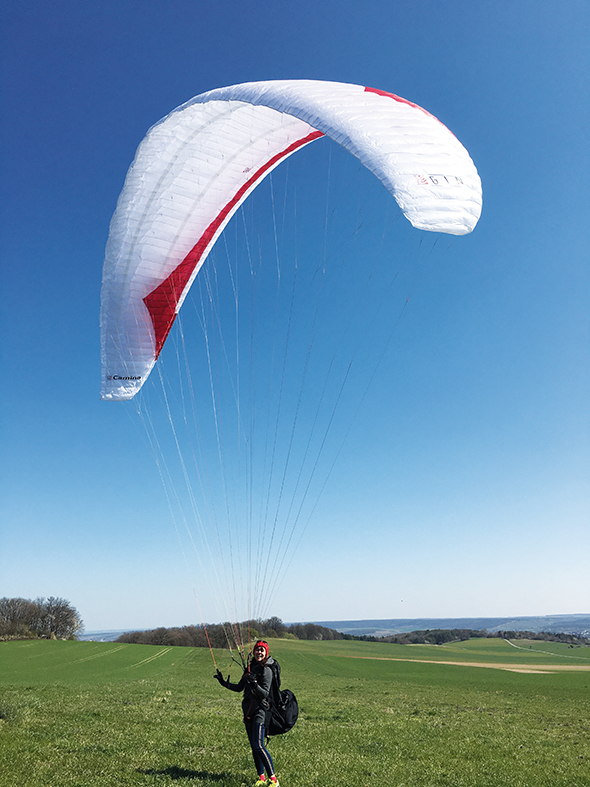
[227,657,274,724]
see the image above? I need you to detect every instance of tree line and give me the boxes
[5,598,583,648]
[0,596,83,640]
[116,617,346,647]
[116,618,590,648]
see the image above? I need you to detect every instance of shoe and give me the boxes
[254,780,266,786]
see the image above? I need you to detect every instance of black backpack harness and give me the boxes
[264,658,299,737]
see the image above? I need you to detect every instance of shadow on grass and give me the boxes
[139,766,234,782]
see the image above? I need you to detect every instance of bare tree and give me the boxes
[32,597,83,639]
[0,597,38,636]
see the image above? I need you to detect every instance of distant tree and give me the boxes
[264,616,287,637]
[289,622,343,641]
[181,625,209,648]
[0,596,83,639]
[116,630,144,644]
[32,597,83,639]
[0,597,38,636]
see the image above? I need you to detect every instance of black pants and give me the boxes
[245,719,275,777]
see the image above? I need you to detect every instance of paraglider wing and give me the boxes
[100,80,482,401]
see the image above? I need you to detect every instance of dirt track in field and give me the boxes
[339,655,590,673]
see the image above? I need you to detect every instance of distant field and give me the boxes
[313,636,590,672]
[1,637,589,786]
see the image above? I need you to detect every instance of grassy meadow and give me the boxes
[0,636,589,786]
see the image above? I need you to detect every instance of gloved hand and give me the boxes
[214,669,228,687]
[245,672,257,686]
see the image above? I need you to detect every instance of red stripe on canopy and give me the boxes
[364,86,431,116]
[364,86,452,133]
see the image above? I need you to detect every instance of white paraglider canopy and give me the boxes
[100,80,482,401]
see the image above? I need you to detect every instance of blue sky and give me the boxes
[1,1,588,633]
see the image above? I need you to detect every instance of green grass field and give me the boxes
[1,637,589,786]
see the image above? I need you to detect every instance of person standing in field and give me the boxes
[215,640,280,786]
